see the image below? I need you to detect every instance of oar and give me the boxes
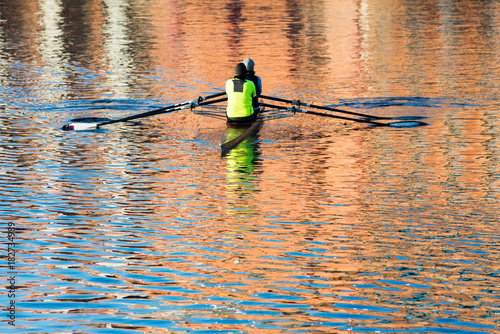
[259,103,428,128]
[62,92,226,131]
[260,95,422,121]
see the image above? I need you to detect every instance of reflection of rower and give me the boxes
[223,127,260,208]
[220,119,262,156]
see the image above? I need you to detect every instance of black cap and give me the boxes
[234,63,247,76]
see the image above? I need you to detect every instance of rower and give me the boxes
[243,58,262,115]
[225,63,258,124]
[243,58,262,96]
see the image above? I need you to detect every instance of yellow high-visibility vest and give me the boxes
[225,78,256,118]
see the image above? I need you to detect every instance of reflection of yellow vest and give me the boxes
[226,79,256,118]
[224,131,258,203]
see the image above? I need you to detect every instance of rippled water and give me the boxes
[1,0,499,333]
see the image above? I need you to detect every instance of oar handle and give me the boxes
[260,102,291,110]
[199,91,226,102]
[260,94,312,106]
[198,97,227,106]
[260,95,296,104]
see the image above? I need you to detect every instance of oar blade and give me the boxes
[388,120,429,128]
[61,117,110,131]
[62,122,100,131]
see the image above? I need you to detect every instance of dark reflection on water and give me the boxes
[1,0,500,333]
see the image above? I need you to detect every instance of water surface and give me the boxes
[1,0,499,333]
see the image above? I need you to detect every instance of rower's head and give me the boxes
[234,63,247,79]
[243,58,255,72]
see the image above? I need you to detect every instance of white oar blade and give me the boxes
[62,123,99,131]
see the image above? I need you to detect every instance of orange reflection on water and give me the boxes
[2,0,500,332]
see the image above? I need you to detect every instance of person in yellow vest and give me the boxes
[225,63,258,123]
